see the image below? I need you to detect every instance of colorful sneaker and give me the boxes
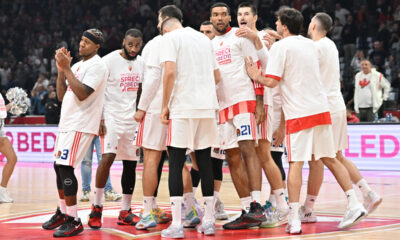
[42,207,66,230]
[300,206,317,223]
[223,210,260,229]
[242,201,267,223]
[215,199,228,220]
[363,191,382,215]
[53,215,84,237]
[338,204,367,229]
[118,208,140,225]
[285,214,302,234]
[183,207,201,228]
[260,206,289,228]
[104,189,122,201]
[88,204,103,229]
[161,224,184,238]
[79,190,90,202]
[154,207,171,224]
[0,187,13,203]
[136,210,157,230]
[194,198,204,218]
[196,220,215,235]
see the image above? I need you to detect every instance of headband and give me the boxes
[83,31,102,45]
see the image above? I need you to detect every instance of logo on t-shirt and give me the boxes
[120,72,140,92]
[215,46,232,65]
[359,78,370,88]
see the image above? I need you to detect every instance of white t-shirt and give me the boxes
[160,27,219,119]
[257,31,273,106]
[212,27,259,110]
[315,37,346,113]
[357,73,373,108]
[266,35,329,121]
[102,50,144,125]
[0,94,6,119]
[59,55,107,134]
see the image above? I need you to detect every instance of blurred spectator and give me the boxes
[342,15,358,66]
[350,50,365,74]
[44,90,60,124]
[347,108,360,123]
[335,3,350,26]
[30,83,46,115]
[369,41,388,73]
[331,18,343,44]
[0,62,11,89]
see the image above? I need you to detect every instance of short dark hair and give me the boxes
[276,8,303,35]
[314,12,332,32]
[201,20,212,26]
[160,17,180,33]
[159,5,183,22]
[87,28,104,45]
[125,28,143,39]
[238,2,257,15]
[210,2,231,15]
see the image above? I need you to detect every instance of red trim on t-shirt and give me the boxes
[265,74,281,81]
[286,111,332,134]
[219,100,257,124]
[225,26,232,33]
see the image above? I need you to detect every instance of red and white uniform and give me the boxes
[212,27,262,150]
[315,37,347,152]
[54,55,107,168]
[135,35,168,151]
[160,27,219,151]
[266,35,335,162]
[101,50,143,161]
[270,86,284,152]
[0,94,6,137]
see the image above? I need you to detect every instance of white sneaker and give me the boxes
[285,214,302,234]
[214,199,228,220]
[260,207,289,228]
[183,207,201,228]
[104,189,122,202]
[299,206,317,223]
[161,224,184,238]
[0,187,13,203]
[196,220,215,235]
[363,191,382,215]
[79,190,90,202]
[194,198,204,218]
[338,204,367,229]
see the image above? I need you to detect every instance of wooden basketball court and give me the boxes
[1,161,400,239]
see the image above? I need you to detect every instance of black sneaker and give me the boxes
[42,207,66,230]
[53,215,84,237]
[222,210,260,230]
[242,201,267,223]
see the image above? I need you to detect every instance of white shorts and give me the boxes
[286,124,336,162]
[211,147,226,160]
[220,113,257,150]
[101,121,140,161]
[257,105,273,142]
[167,118,219,151]
[135,112,167,151]
[54,131,94,168]
[330,110,348,152]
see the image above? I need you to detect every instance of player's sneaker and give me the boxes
[42,207,66,230]
[285,214,302,234]
[136,210,157,230]
[104,189,122,201]
[260,207,289,228]
[53,215,84,237]
[222,210,260,229]
[0,187,13,203]
[196,220,215,235]
[79,190,90,202]
[118,208,140,225]
[154,207,171,224]
[363,191,382,215]
[194,198,204,218]
[161,224,184,238]
[215,199,228,220]
[88,204,103,229]
[242,201,267,223]
[183,206,201,228]
[300,205,317,223]
[338,204,367,229]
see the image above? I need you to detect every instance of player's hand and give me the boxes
[55,47,72,71]
[160,107,169,125]
[134,110,146,123]
[264,29,282,40]
[262,34,276,50]
[98,120,106,136]
[236,26,258,42]
[255,100,266,125]
[272,124,285,146]
[245,56,262,82]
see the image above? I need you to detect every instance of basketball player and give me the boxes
[245,8,366,234]
[88,29,144,229]
[158,11,221,237]
[42,29,107,237]
[300,12,382,222]
[199,20,215,39]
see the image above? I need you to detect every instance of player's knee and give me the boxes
[58,165,78,196]
[100,153,116,167]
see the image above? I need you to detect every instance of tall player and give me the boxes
[88,29,144,229]
[245,8,366,234]
[300,12,382,222]
[159,13,221,238]
[42,29,107,237]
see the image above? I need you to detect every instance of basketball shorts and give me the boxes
[220,113,257,150]
[257,105,273,142]
[330,110,348,152]
[135,112,168,151]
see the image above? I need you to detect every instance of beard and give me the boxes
[123,44,137,61]
[214,23,229,34]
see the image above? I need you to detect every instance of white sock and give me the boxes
[192,187,198,195]
[289,202,300,219]
[203,196,215,222]
[251,191,261,203]
[121,194,132,211]
[268,194,277,207]
[170,196,183,226]
[59,199,66,214]
[240,196,252,212]
[66,205,78,220]
[152,196,158,209]
[214,191,220,204]
[345,189,359,209]
[304,194,317,211]
[94,188,104,206]
[274,188,289,211]
[183,192,195,214]
[356,179,372,198]
[143,196,153,216]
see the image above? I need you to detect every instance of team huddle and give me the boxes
[40,2,383,238]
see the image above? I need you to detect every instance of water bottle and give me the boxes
[389,113,392,122]
[375,113,379,123]
[386,113,390,122]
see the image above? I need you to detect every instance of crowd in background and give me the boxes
[0,0,399,123]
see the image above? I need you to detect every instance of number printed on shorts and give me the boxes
[240,125,251,136]
[60,149,69,160]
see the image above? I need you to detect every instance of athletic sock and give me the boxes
[192,187,197,195]
[183,192,196,215]
[356,178,372,198]
[214,191,220,204]
[304,194,317,210]
[152,196,158,209]
[66,205,78,220]
[289,202,300,220]
[170,196,183,226]
[143,196,153,216]
[59,199,66,214]
[240,196,252,212]
[345,189,359,209]
[121,194,132,211]
[94,188,104,206]
[268,193,277,207]
[203,196,215,222]
[274,188,289,211]
[250,190,261,203]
